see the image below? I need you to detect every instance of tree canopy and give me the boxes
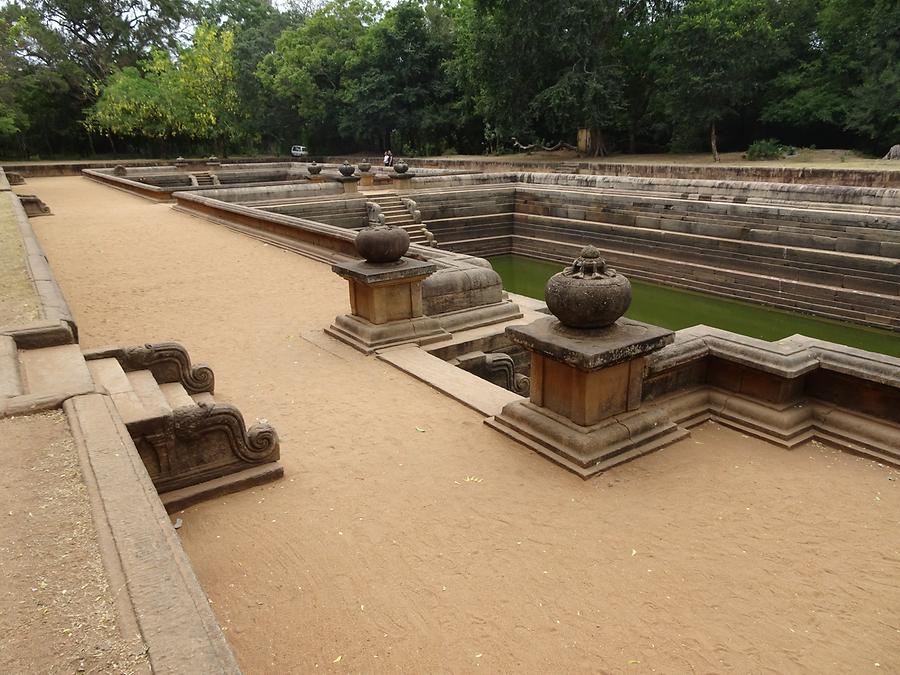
[0,0,895,158]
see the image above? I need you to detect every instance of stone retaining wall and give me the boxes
[401,174,900,331]
[410,158,900,188]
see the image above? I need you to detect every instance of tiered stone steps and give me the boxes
[401,183,899,330]
[0,338,282,510]
[189,172,217,187]
[83,344,282,509]
[367,192,434,246]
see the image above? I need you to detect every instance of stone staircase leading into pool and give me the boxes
[189,171,219,187]
[367,192,437,246]
[0,338,282,510]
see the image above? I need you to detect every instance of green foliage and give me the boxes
[763,0,900,149]
[87,25,244,150]
[258,0,379,147]
[653,0,784,157]
[746,138,788,160]
[0,0,894,159]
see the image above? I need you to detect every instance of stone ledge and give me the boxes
[65,393,241,674]
[507,316,674,371]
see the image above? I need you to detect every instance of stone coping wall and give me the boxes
[171,188,520,332]
[83,163,479,202]
[642,325,900,465]
[408,157,900,188]
[3,156,283,177]
[0,188,76,347]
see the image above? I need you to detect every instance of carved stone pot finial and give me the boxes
[394,159,409,174]
[544,245,631,328]
[339,161,356,176]
[355,223,410,263]
[307,161,322,175]
[358,158,371,172]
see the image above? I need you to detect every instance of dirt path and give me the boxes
[0,411,147,674]
[28,176,900,674]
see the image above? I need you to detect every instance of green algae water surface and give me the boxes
[489,254,900,358]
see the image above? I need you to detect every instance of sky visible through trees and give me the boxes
[0,0,896,159]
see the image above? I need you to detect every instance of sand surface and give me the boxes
[28,176,900,673]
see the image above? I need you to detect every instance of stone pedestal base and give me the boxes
[392,174,415,191]
[308,175,325,183]
[486,315,685,476]
[487,399,688,478]
[327,257,449,353]
[337,175,360,194]
[359,173,374,187]
[326,313,447,354]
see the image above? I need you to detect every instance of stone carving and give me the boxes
[457,351,530,395]
[355,223,411,263]
[173,402,279,464]
[18,194,51,217]
[544,245,631,328]
[358,159,371,172]
[89,342,215,393]
[484,352,531,395]
[113,164,127,176]
[400,197,437,246]
[339,161,356,176]
[884,144,900,160]
[394,159,409,174]
[307,161,322,175]
[366,201,386,226]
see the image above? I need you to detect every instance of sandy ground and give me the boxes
[0,411,148,673]
[0,193,40,326]
[25,176,900,674]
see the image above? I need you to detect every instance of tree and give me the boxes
[453,0,663,156]
[198,0,305,152]
[338,0,463,153]
[653,0,783,160]
[258,0,380,150]
[87,25,245,154]
[763,0,900,151]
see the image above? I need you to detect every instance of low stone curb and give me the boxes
[65,393,242,674]
[2,191,77,346]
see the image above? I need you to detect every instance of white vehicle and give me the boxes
[290,145,308,158]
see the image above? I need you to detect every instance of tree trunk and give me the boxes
[628,123,636,155]
[710,121,720,162]
[590,127,608,157]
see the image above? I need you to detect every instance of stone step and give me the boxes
[128,370,172,418]
[159,381,196,410]
[191,391,216,406]
[18,343,94,398]
[0,336,22,398]
[86,358,170,426]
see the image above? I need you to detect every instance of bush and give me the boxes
[746,138,789,160]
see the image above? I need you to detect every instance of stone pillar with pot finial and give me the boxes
[326,217,449,354]
[486,246,688,477]
[307,161,324,183]
[336,161,360,193]
[391,160,414,191]
[358,158,374,187]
